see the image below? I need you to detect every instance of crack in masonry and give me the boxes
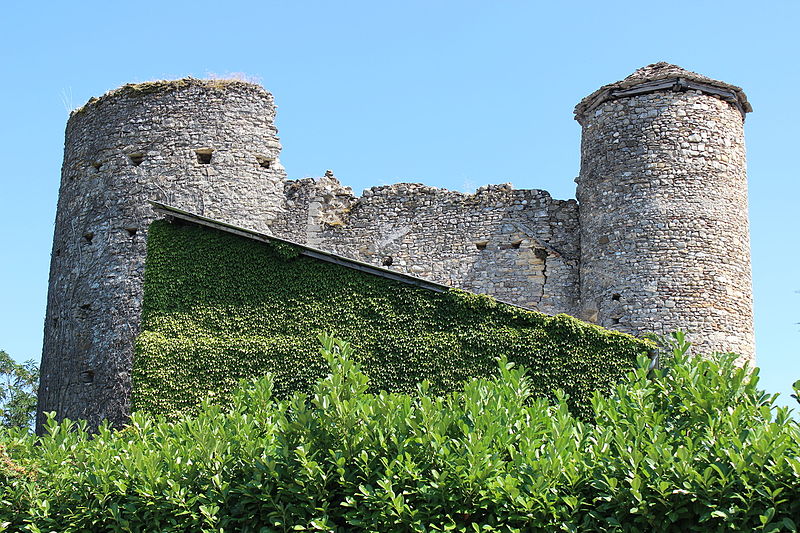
[538,252,548,308]
[200,166,210,217]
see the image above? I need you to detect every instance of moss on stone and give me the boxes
[72,78,263,115]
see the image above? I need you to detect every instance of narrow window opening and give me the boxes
[382,256,393,266]
[81,370,94,384]
[83,232,94,244]
[92,161,102,171]
[196,148,213,164]
[534,248,548,260]
[53,317,59,325]
[125,227,138,237]
[611,317,621,325]
[255,155,273,169]
[612,293,621,301]
[475,241,488,251]
[129,153,144,166]
[54,249,61,257]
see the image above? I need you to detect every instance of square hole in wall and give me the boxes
[195,148,213,164]
[255,155,273,169]
[612,293,621,301]
[499,241,523,250]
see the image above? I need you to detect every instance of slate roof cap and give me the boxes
[574,62,751,123]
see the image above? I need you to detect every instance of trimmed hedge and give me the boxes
[133,220,650,418]
[3,336,799,531]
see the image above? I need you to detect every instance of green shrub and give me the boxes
[134,220,649,419]
[2,335,799,532]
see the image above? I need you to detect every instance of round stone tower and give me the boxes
[37,79,287,431]
[574,63,754,362]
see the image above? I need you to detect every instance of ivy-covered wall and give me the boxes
[133,220,651,418]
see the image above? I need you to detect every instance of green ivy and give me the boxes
[133,220,651,418]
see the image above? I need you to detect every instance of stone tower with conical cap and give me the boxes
[37,79,287,431]
[574,63,754,360]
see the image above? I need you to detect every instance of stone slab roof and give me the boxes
[574,62,751,122]
[150,201,455,295]
[150,201,567,313]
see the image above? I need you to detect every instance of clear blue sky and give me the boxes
[1,1,798,406]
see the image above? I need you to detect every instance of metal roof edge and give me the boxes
[150,200,468,298]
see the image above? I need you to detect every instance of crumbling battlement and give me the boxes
[273,178,580,313]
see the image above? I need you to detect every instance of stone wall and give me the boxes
[272,177,581,315]
[38,79,287,431]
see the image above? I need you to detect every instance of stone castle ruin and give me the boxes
[37,63,755,429]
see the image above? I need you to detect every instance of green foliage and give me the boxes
[2,336,799,532]
[133,220,649,418]
[0,350,38,430]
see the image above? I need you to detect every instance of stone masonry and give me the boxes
[271,178,580,314]
[575,64,753,360]
[37,63,755,430]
